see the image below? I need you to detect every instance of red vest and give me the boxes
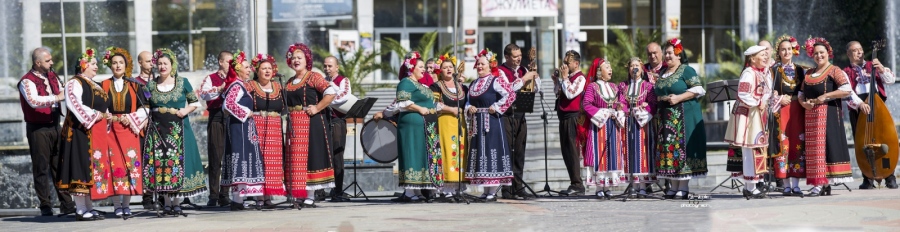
[557,72,585,113]
[18,71,62,124]
[206,72,226,109]
[498,63,526,83]
[844,61,887,99]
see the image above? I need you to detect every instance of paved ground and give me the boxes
[2,179,898,232]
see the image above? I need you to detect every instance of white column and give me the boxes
[661,0,681,40]
[562,0,580,53]
[22,0,41,57]
[739,0,760,42]
[461,0,479,79]
[357,0,374,37]
[134,0,153,54]
[255,0,268,54]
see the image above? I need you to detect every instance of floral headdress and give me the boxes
[434,53,457,75]
[777,35,800,56]
[475,48,499,76]
[403,51,421,77]
[668,38,684,56]
[102,47,133,76]
[804,37,833,59]
[252,53,278,74]
[286,43,313,71]
[230,49,248,74]
[79,47,97,72]
[152,48,178,76]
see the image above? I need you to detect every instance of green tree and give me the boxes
[587,29,661,83]
[312,46,392,97]
[711,31,774,82]
[382,31,462,60]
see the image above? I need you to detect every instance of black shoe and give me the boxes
[560,188,585,196]
[230,202,246,211]
[39,206,53,216]
[301,201,318,208]
[664,190,676,200]
[329,196,351,202]
[75,212,100,221]
[390,195,412,203]
[143,201,156,210]
[500,186,515,199]
[886,175,899,189]
[314,190,327,201]
[782,189,792,196]
[824,185,832,195]
[860,177,874,189]
[206,199,219,207]
[516,190,536,200]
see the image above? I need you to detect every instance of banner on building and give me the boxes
[481,0,558,18]
[272,0,353,22]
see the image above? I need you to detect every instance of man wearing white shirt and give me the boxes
[498,43,540,200]
[18,47,74,216]
[552,50,587,196]
[843,41,897,189]
[324,56,351,202]
[197,51,233,206]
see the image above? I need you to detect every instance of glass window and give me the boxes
[583,29,605,61]
[680,0,702,26]
[580,0,603,26]
[680,28,701,63]
[152,0,189,31]
[406,0,441,27]
[704,0,736,26]
[374,0,403,27]
[84,1,130,33]
[40,2,81,34]
[151,34,190,73]
[634,0,661,27]
[380,33,401,80]
[42,37,82,75]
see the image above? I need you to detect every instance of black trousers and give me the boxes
[558,115,584,191]
[503,112,528,191]
[207,110,228,201]
[330,118,347,196]
[26,123,74,210]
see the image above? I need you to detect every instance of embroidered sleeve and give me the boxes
[198,75,221,101]
[19,79,57,108]
[126,109,148,134]
[382,100,402,117]
[65,79,101,129]
[617,83,630,114]
[560,74,586,100]
[491,76,516,114]
[182,78,200,105]
[645,83,657,115]
[311,73,333,94]
[224,83,252,122]
[684,72,706,98]
[330,79,352,105]
[737,69,761,107]
[881,67,895,84]
[582,83,602,117]
[393,79,417,113]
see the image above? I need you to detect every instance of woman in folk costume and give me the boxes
[654,38,707,200]
[247,53,285,208]
[465,49,521,202]
[798,37,861,196]
[99,47,147,217]
[221,50,266,210]
[619,57,657,195]
[724,45,780,199]
[580,58,626,198]
[57,48,109,221]
[770,35,807,196]
[284,43,336,208]
[429,54,469,202]
[143,48,207,216]
[385,51,443,203]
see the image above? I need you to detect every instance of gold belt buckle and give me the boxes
[290,105,305,112]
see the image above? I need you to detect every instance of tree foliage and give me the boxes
[311,46,391,97]
[587,29,661,83]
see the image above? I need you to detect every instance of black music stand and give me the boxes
[342,97,378,201]
[706,80,744,193]
[513,91,535,113]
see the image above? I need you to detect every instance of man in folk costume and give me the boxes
[552,50,587,196]
[198,51,234,207]
[643,42,667,84]
[324,56,352,202]
[134,50,158,210]
[725,46,781,199]
[19,47,75,216]
[497,43,541,200]
[843,41,897,189]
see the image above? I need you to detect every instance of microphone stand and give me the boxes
[451,73,471,204]
[534,88,562,197]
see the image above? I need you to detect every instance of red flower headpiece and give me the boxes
[434,53,457,75]
[79,47,97,72]
[403,51,421,77]
[286,43,313,71]
[230,50,248,74]
[252,53,278,74]
[777,35,800,56]
[668,38,684,56]
[804,37,833,59]
[475,48,499,76]
[152,48,179,76]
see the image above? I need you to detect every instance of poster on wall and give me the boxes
[481,0,558,17]
[329,30,360,59]
[272,0,353,22]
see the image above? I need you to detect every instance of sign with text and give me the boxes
[481,0,558,18]
[272,0,353,22]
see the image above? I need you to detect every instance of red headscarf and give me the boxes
[586,58,606,83]
[225,50,247,87]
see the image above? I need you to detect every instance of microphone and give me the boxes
[632,68,639,77]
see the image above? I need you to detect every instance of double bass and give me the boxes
[853,40,899,183]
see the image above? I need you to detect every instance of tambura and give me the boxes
[360,119,398,163]
[333,94,359,114]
